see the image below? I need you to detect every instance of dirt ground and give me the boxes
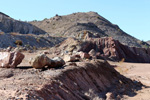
[19,51,150,99]
[109,61,150,100]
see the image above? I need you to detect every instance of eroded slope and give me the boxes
[0,60,142,99]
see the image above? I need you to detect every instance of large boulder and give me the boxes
[51,57,65,68]
[63,54,80,62]
[0,51,25,68]
[29,54,52,69]
[29,54,65,69]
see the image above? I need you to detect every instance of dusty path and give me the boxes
[110,61,150,100]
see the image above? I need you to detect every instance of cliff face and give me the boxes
[0,12,45,34]
[30,12,147,47]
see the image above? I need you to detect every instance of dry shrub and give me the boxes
[36,38,40,43]
[33,46,37,50]
[15,40,23,46]
[119,58,125,64]
[0,32,4,35]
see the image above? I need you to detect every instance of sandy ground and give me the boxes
[109,61,150,100]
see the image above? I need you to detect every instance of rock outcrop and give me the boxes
[51,57,65,68]
[58,37,150,63]
[0,60,142,99]
[28,60,142,100]
[79,37,150,63]
[0,12,45,34]
[0,51,24,68]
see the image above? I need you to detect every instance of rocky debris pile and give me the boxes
[29,54,65,69]
[0,51,24,68]
[57,37,150,63]
[77,30,103,40]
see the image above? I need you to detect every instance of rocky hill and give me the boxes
[0,12,45,35]
[55,37,150,63]
[30,11,147,47]
[147,40,150,45]
[0,12,66,48]
[0,33,65,49]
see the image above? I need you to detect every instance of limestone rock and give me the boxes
[29,54,52,69]
[51,57,65,68]
[106,92,115,100]
[88,49,96,58]
[6,46,13,52]
[63,54,80,62]
[0,51,25,68]
[29,55,65,69]
[79,52,90,59]
[63,55,76,62]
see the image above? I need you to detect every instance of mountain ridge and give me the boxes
[0,12,45,35]
[30,11,148,48]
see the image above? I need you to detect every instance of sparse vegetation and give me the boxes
[15,40,23,46]
[0,32,4,35]
[36,37,40,43]
[119,58,125,64]
[33,46,37,51]
[140,40,150,48]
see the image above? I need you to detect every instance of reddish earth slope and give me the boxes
[0,60,142,99]
[58,37,150,63]
[79,37,150,63]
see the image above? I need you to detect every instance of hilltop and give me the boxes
[0,12,65,48]
[30,11,149,48]
[0,12,45,35]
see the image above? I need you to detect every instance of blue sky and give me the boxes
[1,0,150,41]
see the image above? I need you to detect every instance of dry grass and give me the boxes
[9,32,20,36]
[0,32,4,35]
[115,66,129,75]
[119,58,125,64]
